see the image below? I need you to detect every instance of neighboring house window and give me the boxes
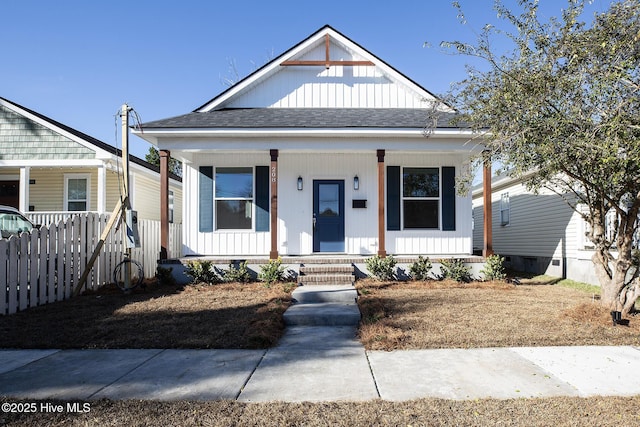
[64,174,90,211]
[215,167,253,230]
[500,193,510,226]
[168,190,174,224]
[402,167,439,229]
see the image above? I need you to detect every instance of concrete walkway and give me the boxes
[2,342,640,402]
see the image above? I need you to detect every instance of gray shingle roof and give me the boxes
[140,108,464,130]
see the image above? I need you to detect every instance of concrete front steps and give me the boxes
[284,284,360,327]
[298,264,355,286]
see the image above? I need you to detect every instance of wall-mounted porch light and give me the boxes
[353,175,359,190]
[297,176,303,191]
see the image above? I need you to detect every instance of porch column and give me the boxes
[97,164,106,214]
[159,149,170,260]
[377,149,386,257]
[482,153,494,257]
[269,149,279,259]
[19,166,29,212]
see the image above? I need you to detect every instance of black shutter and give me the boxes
[255,166,270,231]
[442,166,456,231]
[199,166,213,232]
[387,166,401,230]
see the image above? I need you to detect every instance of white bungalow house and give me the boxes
[0,96,182,225]
[135,25,487,260]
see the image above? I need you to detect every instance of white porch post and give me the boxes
[19,166,29,212]
[97,164,106,214]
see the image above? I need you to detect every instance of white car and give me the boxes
[0,205,35,239]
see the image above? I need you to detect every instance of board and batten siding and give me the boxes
[183,151,472,256]
[226,42,432,109]
[182,153,270,256]
[385,152,472,255]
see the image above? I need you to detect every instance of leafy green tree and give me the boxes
[145,146,182,177]
[443,0,640,313]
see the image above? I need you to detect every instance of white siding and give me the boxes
[385,152,473,255]
[227,41,431,109]
[486,183,575,259]
[279,152,379,255]
[183,150,472,257]
[183,153,270,256]
[472,177,607,283]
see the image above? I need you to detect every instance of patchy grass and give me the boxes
[356,278,640,351]
[0,281,294,349]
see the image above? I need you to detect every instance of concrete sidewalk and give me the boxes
[2,341,640,402]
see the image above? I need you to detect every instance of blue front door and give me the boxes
[313,180,345,252]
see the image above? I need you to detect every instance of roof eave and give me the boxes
[133,127,478,139]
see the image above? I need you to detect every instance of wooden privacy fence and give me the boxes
[1,212,182,315]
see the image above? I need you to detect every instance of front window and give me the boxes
[64,174,90,211]
[500,193,510,226]
[215,167,253,230]
[403,167,439,229]
[169,190,174,224]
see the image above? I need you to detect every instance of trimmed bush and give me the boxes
[365,255,397,281]
[155,265,176,286]
[258,258,287,286]
[409,255,433,281]
[481,254,507,281]
[184,260,221,285]
[224,260,253,283]
[439,258,473,283]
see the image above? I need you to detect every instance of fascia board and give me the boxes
[198,30,328,112]
[135,128,478,139]
[0,159,105,167]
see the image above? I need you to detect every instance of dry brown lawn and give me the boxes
[357,278,640,350]
[3,396,640,426]
[3,276,640,426]
[0,281,294,349]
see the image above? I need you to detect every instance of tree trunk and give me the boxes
[596,247,637,314]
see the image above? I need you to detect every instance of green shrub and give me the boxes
[409,255,433,281]
[258,258,287,286]
[439,258,473,283]
[155,265,176,286]
[481,254,507,281]
[224,260,253,283]
[365,255,397,281]
[184,260,221,285]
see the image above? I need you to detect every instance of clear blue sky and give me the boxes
[2,0,613,159]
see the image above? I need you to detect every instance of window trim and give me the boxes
[214,166,255,231]
[401,166,441,230]
[63,173,91,212]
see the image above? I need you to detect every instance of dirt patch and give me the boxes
[357,279,640,350]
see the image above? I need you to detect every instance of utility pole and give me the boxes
[120,104,132,292]
[120,104,131,211]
